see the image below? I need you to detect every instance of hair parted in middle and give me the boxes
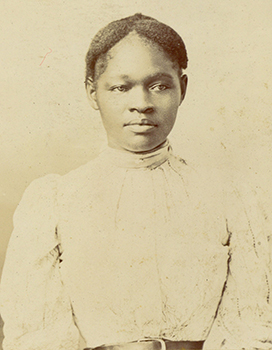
[85,13,188,86]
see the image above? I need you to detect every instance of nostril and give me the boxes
[129,107,154,114]
[144,107,154,114]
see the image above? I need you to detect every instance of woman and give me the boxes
[1,13,271,350]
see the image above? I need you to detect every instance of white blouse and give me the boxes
[1,142,272,350]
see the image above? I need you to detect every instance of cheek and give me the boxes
[156,93,180,115]
[97,93,125,114]
[97,99,124,130]
[156,97,179,132]
[96,99,114,119]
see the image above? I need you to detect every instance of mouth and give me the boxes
[124,119,157,133]
[124,119,157,127]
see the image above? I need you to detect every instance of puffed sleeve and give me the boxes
[0,174,80,350]
[204,183,272,349]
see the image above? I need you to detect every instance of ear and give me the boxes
[86,78,99,110]
[179,74,188,105]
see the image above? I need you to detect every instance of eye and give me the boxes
[110,85,129,92]
[150,83,170,92]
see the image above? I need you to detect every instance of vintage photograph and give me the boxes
[0,1,272,349]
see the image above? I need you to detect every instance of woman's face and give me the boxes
[87,33,187,153]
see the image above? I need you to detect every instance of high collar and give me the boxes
[100,140,172,169]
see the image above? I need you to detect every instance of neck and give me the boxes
[101,139,171,169]
[108,140,168,155]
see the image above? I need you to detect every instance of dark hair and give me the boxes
[85,13,188,86]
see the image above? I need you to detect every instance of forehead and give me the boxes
[100,33,179,80]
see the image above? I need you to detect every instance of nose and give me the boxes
[129,86,154,114]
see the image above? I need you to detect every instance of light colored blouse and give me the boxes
[1,142,272,350]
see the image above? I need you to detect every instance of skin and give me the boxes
[86,33,188,153]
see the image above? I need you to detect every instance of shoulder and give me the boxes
[25,173,61,194]
[225,173,267,225]
[58,155,107,197]
[18,154,111,211]
[169,151,226,201]
[7,174,63,260]
[15,173,61,219]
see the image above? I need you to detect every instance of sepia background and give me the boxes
[0,0,272,347]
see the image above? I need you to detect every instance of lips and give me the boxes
[124,118,156,126]
[124,119,157,133]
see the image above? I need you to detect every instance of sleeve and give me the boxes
[0,174,80,350]
[204,183,272,349]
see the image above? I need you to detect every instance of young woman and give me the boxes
[1,13,271,350]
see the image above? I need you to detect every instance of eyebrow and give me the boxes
[119,73,174,82]
[147,73,174,80]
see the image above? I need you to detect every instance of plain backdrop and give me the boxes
[0,0,272,348]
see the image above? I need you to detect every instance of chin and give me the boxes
[125,139,165,154]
